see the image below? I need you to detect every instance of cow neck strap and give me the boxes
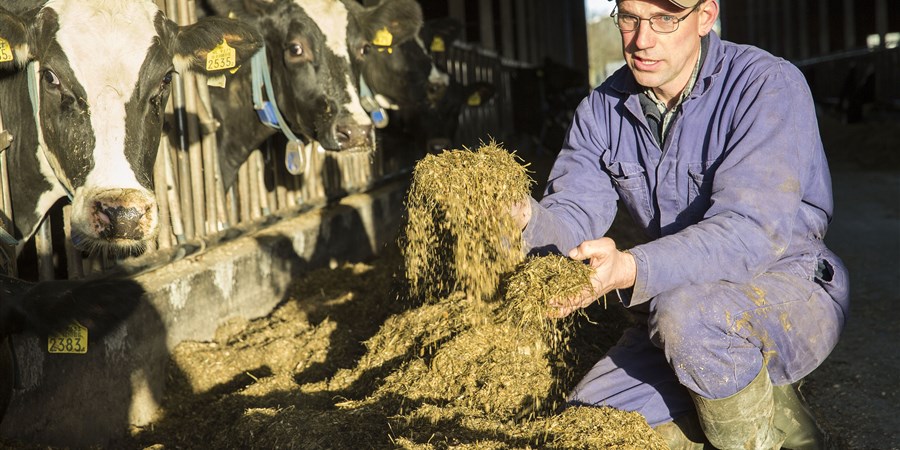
[249,46,310,175]
[358,75,389,129]
[26,60,74,202]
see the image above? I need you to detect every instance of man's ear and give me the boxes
[171,16,263,76]
[698,0,719,36]
[0,5,31,71]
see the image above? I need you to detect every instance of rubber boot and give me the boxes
[653,413,713,449]
[773,382,827,449]
[690,365,786,450]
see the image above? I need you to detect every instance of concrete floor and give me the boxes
[804,161,900,449]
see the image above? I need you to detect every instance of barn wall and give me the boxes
[0,179,408,446]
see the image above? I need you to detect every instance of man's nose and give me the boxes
[633,22,657,49]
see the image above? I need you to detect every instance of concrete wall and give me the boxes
[0,179,409,446]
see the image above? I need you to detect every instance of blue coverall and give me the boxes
[522,31,850,427]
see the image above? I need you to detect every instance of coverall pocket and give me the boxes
[685,163,712,221]
[606,161,653,225]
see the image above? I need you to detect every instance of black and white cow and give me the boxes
[204,0,421,189]
[347,0,443,114]
[0,0,261,256]
[0,273,144,422]
[371,17,497,158]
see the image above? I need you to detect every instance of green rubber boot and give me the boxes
[652,413,713,450]
[690,365,786,450]
[773,381,827,449]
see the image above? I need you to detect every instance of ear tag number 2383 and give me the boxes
[48,321,88,354]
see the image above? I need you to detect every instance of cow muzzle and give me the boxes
[333,120,373,151]
[72,188,158,254]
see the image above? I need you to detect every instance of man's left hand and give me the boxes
[548,237,637,318]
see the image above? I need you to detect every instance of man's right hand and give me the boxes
[511,197,532,230]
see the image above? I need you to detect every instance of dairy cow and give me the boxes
[370,17,497,157]
[348,0,445,115]
[0,0,262,256]
[205,0,421,189]
[0,274,144,422]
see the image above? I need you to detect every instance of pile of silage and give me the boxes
[402,142,533,301]
[365,255,596,416]
[115,143,665,450]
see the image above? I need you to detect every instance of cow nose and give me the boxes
[427,82,448,106]
[90,190,156,241]
[96,203,145,240]
[334,121,373,149]
[426,137,452,154]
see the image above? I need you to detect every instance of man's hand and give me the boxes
[510,197,532,231]
[548,237,637,318]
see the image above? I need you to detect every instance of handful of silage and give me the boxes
[362,256,596,421]
[403,142,533,301]
[502,255,595,351]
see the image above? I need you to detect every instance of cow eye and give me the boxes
[161,71,174,87]
[287,43,303,58]
[360,43,371,57]
[41,69,61,87]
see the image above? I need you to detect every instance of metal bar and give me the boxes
[35,217,54,281]
[247,151,262,220]
[62,205,84,279]
[164,137,186,245]
[237,161,251,223]
[153,138,173,250]
[0,109,17,277]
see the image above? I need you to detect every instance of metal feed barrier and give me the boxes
[0,0,529,282]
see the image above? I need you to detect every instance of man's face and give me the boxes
[617,0,714,103]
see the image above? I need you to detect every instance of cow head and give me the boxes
[0,1,261,255]
[0,273,144,422]
[345,0,428,111]
[418,18,463,108]
[207,0,382,189]
[421,80,497,153]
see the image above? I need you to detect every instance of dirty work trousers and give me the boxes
[567,268,849,427]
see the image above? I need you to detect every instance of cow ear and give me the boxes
[203,0,275,18]
[364,0,423,46]
[422,17,463,52]
[464,82,496,107]
[171,16,263,76]
[0,6,31,71]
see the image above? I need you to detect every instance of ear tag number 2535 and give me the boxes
[48,322,88,354]
[0,37,14,63]
[207,39,236,71]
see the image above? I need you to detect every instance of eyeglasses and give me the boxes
[611,2,702,34]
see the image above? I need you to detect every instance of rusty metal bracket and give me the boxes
[0,130,11,152]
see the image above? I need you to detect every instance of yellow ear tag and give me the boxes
[373,27,393,47]
[430,36,446,53]
[207,39,236,71]
[48,321,88,354]
[0,37,13,63]
[467,91,482,107]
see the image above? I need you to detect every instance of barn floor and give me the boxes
[1,111,897,449]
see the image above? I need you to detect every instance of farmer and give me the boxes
[512,0,849,448]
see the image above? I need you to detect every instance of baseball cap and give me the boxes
[610,0,704,8]
[668,0,703,7]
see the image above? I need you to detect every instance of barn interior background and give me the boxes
[0,0,897,446]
